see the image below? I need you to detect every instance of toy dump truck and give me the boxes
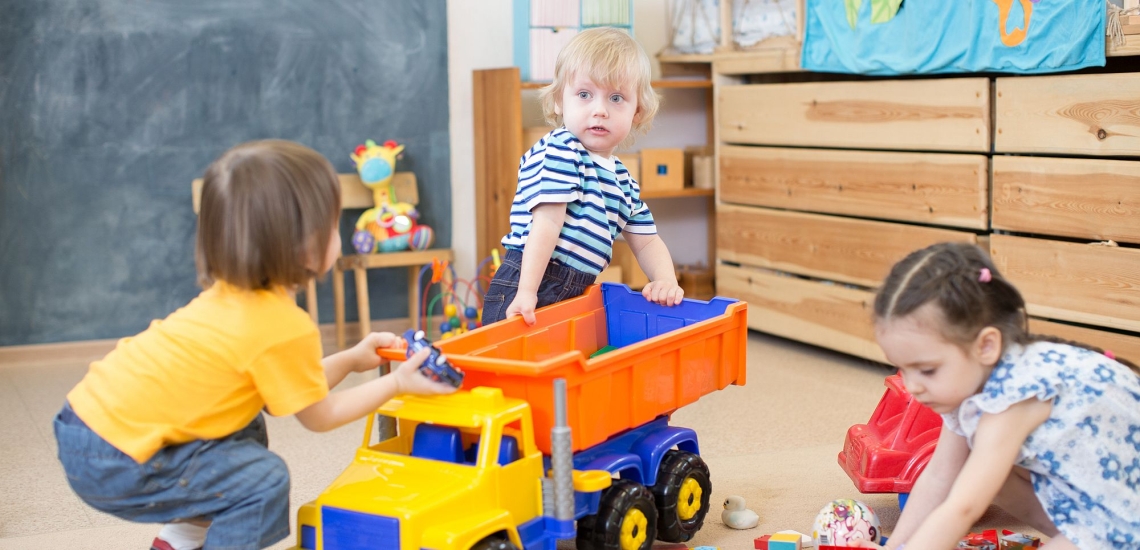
[838,373,943,508]
[292,283,748,550]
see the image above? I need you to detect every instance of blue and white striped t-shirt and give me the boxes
[500,127,657,275]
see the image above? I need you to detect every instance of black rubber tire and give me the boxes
[471,535,519,550]
[649,450,712,543]
[576,479,658,550]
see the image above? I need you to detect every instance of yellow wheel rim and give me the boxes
[677,477,703,521]
[619,508,648,550]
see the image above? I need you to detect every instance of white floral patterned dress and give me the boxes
[942,341,1140,549]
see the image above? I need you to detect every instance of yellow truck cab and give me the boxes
[295,386,610,550]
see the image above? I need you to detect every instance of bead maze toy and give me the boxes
[409,253,497,341]
[290,282,748,550]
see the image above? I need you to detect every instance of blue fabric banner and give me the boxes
[802,0,1106,75]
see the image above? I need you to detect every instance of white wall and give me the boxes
[447,0,709,283]
[446,1,514,282]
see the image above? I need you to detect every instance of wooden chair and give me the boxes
[192,173,453,349]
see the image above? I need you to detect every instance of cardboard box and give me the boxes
[620,155,640,183]
[677,263,715,300]
[686,145,714,190]
[611,240,649,289]
[521,126,555,155]
[638,148,686,193]
[596,265,623,284]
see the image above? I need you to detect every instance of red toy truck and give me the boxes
[838,374,942,504]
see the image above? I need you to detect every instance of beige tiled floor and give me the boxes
[0,332,1030,549]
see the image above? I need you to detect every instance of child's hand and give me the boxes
[351,332,401,373]
[642,280,684,306]
[505,292,539,326]
[393,348,459,396]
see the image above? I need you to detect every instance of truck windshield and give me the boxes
[367,414,487,467]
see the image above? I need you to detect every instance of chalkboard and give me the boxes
[0,0,451,346]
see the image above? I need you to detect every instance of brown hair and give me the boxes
[539,27,660,143]
[874,242,1138,372]
[195,140,340,290]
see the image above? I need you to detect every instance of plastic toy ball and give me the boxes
[440,322,452,333]
[444,304,458,318]
[409,225,434,251]
[465,306,478,320]
[467,321,478,330]
[449,315,461,328]
[351,230,375,254]
[441,331,454,340]
[812,499,881,546]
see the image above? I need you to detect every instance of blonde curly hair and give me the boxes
[539,27,660,145]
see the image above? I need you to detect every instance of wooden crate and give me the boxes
[718,78,990,152]
[720,145,989,229]
[717,263,885,362]
[990,234,1140,333]
[995,73,1140,156]
[717,204,979,288]
[1029,318,1140,366]
[992,155,1140,244]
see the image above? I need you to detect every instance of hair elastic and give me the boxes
[1105,350,1116,360]
[978,268,992,283]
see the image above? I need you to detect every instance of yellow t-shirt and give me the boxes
[67,282,329,463]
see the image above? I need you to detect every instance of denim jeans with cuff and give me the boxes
[481,248,597,325]
[53,402,290,550]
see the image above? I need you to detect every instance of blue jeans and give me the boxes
[53,402,290,550]
[481,248,597,325]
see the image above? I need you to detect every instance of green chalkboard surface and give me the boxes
[0,1,451,346]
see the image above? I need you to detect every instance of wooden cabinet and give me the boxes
[995,73,1140,156]
[720,145,989,229]
[715,69,1140,363]
[992,155,1140,242]
[987,72,1140,358]
[719,79,991,152]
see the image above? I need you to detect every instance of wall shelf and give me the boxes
[641,188,714,200]
[521,79,713,90]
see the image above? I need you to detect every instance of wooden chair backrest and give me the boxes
[191,172,419,214]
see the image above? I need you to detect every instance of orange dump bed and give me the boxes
[401,283,748,454]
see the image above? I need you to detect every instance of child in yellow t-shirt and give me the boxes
[53,140,456,550]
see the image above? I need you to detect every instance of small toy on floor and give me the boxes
[997,531,1041,549]
[955,529,1042,549]
[722,495,760,529]
[754,531,814,549]
[812,499,881,546]
[754,533,802,550]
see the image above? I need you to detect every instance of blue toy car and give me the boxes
[402,329,464,388]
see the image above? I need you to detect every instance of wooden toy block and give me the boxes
[754,535,771,549]
[999,533,1041,549]
[622,155,640,182]
[768,532,802,550]
[638,148,686,192]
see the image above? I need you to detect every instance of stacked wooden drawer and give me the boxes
[715,78,991,362]
[992,73,1140,361]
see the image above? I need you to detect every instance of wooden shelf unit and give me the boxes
[713,65,1140,364]
[474,67,717,288]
